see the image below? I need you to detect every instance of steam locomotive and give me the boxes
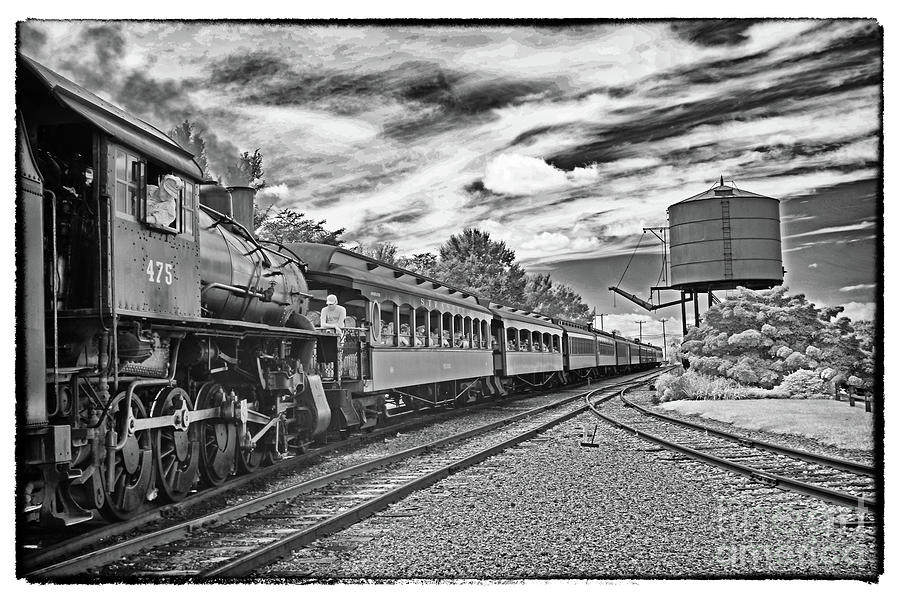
[16,54,661,529]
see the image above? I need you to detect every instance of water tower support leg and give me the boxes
[680,291,688,336]
[693,292,700,327]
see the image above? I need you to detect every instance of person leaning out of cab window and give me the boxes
[146,174,184,227]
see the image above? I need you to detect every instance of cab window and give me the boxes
[114,148,145,217]
[180,180,196,237]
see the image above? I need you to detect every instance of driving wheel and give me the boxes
[151,387,200,502]
[99,391,155,521]
[196,382,237,487]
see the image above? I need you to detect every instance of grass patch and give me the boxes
[658,398,873,451]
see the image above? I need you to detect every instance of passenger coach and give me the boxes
[485,304,564,391]
[288,243,496,425]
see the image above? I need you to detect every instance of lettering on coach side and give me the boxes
[146,259,174,285]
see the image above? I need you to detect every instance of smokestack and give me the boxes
[199,180,232,217]
[227,186,256,232]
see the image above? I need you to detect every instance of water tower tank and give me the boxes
[668,179,783,292]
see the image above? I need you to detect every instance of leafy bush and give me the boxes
[681,286,875,389]
[774,369,830,398]
[656,369,743,402]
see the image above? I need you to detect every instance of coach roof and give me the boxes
[288,243,492,317]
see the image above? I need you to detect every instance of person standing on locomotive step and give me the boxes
[320,294,347,380]
[320,294,347,336]
[146,174,184,227]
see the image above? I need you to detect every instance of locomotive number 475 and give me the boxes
[146,260,174,285]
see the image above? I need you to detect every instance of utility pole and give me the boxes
[659,318,667,361]
[634,320,646,343]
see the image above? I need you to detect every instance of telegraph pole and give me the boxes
[634,320,646,343]
[659,318,667,361]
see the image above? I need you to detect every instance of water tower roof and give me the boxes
[675,181,778,205]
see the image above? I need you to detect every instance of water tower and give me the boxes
[610,177,784,335]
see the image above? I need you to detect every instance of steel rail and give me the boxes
[587,385,877,512]
[620,396,874,477]
[202,375,660,579]
[27,369,661,579]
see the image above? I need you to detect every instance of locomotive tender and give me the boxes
[16,54,661,529]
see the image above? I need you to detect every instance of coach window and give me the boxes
[463,316,473,348]
[440,313,453,347]
[370,302,382,344]
[506,328,517,351]
[552,335,560,353]
[472,318,480,349]
[114,148,146,218]
[531,331,540,352]
[450,315,463,348]
[398,304,414,347]
[515,329,525,352]
[428,309,441,347]
[414,306,428,347]
[380,301,396,346]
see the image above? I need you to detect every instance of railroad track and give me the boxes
[25,369,666,581]
[18,373,603,574]
[588,384,877,514]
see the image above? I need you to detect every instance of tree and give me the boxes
[223,148,266,189]
[169,120,212,180]
[253,201,276,231]
[255,207,346,245]
[432,228,527,305]
[680,286,873,388]
[354,244,438,277]
[355,241,402,265]
[401,252,438,277]
[523,273,592,322]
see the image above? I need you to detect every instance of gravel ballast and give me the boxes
[260,392,878,580]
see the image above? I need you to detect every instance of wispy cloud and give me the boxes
[783,220,876,240]
[839,283,876,292]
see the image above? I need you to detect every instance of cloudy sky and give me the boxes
[17,19,881,343]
